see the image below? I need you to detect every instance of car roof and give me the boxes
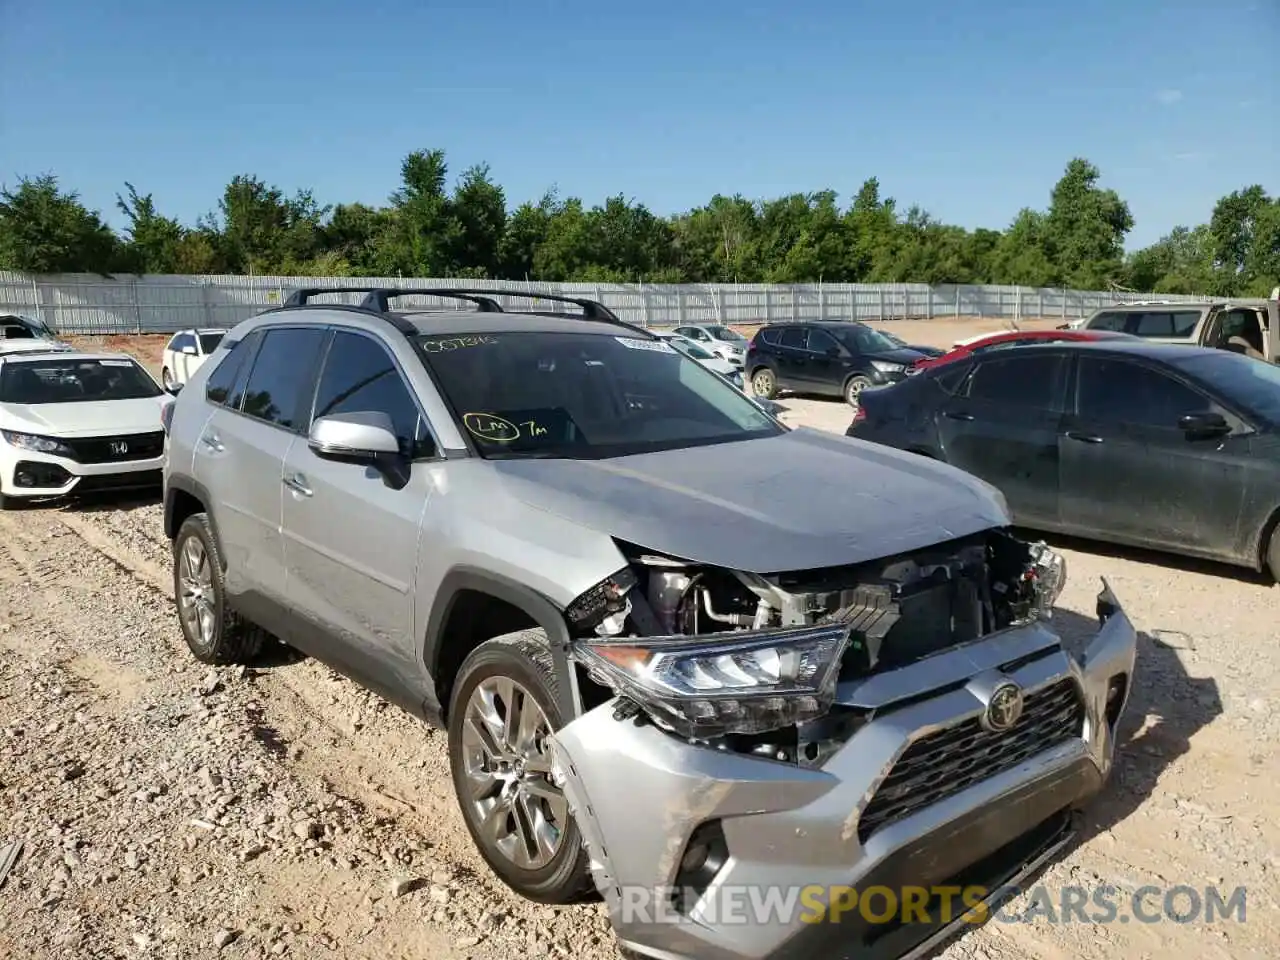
[396,311,638,338]
[1091,301,1217,312]
[0,349,140,365]
[1004,340,1226,362]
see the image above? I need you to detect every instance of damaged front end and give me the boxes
[551,529,1137,960]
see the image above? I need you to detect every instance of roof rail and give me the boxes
[282,286,393,307]
[357,288,505,313]
[376,287,624,323]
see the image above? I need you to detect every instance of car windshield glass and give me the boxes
[669,337,716,361]
[415,331,781,459]
[836,324,898,354]
[706,325,747,343]
[881,331,906,346]
[1172,353,1280,424]
[199,332,225,353]
[0,357,162,404]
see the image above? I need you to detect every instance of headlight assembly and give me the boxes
[0,430,74,458]
[573,623,851,738]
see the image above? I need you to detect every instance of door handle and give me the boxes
[199,432,224,452]
[283,474,313,497]
[944,411,975,421]
[1065,431,1104,444]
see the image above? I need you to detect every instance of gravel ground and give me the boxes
[2,389,1278,960]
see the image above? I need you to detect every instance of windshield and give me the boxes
[415,331,780,459]
[706,325,747,343]
[199,332,225,353]
[881,331,906,347]
[836,323,899,354]
[1172,353,1280,424]
[0,357,162,404]
[668,337,716,361]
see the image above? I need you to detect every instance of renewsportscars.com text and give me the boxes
[616,883,1248,927]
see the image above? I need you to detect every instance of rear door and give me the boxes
[934,351,1068,526]
[773,325,810,389]
[194,325,328,613]
[1057,355,1251,559]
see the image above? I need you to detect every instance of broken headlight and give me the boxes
[573,624,850,738]
[1027,542,1066,619]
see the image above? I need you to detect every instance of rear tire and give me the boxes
[172,513,264,664]
[162,367,175,390]
[844,375,873,408]
[750,367,778,399]
[447,630,593,904]
[1267,525,1280,584]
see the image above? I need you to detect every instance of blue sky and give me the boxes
[1,0,1276,249]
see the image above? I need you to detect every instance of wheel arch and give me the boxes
[164,475,226,564]
[425,567,579,725]
[1256,503,1280,577]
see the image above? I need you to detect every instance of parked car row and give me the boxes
[148,286,1136,960]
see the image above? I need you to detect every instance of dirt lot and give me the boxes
[3,325,1277,960]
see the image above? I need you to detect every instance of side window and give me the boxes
[964,355,1063,410]
[778,327,807,350]
[1087,311,1128,332]
[206,332,257,407]
[237,327,328,431]
[932,361,972,395]
[806,329,840,354]
[758,327,781,346]
[1131,311,1202,338]
[311,332,434,458]
[1076,358,1212,428]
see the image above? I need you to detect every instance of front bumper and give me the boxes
[552,582,1137,960]
[0,449,164,499]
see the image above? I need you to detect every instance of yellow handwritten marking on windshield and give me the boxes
[421,335,498,353]
[520,419,549,438]
[463,413,520,442]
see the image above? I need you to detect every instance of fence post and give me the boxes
[926,286,933,319]
[1061,289,1067,322]
[878,287,885,320]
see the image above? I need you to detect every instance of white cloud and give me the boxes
[1155,89,1184,105]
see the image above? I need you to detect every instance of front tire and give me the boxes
[844,375,873,408]
[447,630,592,904]
[162,367,175,391]
[751,367,778,399]
[1267,525,1280,584]
[172,513,264,664]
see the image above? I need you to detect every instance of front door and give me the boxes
[934,352,1068,527]
[1058,354,1250,559]
[281,329,437,708]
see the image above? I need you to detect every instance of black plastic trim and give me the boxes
[424,566,579,724]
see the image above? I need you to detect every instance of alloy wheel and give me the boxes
[460,676,568,870]
[177,535,215,648]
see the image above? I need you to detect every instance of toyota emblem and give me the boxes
[981,681,1024,733]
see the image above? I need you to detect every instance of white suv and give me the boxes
[0,350,169,507]
[162,328,228,390]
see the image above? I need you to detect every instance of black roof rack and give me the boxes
[282,286,390,308]
[277,284,645,336]
[357,288,505,313]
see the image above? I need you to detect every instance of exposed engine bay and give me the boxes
[567,528,1066,766]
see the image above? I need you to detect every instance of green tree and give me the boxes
[0,174,120,273]
[115,182,187,273]
[1041,158,1134,289]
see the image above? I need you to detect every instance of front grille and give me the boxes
[74,470,163,493]
[857,678,1084,843]
[62,431,164,464]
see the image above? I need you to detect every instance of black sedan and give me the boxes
[847,341,1280,580]
[746,320,930,407]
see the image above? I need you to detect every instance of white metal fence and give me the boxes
[0,271,1208,335]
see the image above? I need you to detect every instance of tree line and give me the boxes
[0,150,1275,296]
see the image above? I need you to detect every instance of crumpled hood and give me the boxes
[0,396,167,437]
[491,427,1010,572]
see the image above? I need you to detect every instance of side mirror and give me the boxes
[825,346,842,357]
[164,381,184,397]
[1178,411,1230,438]
[309,411,401,461]
[754,397,783,417]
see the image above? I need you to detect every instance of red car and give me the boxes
[910,328,1136,372]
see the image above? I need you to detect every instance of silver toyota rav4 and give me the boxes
[161,287,1138,960]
